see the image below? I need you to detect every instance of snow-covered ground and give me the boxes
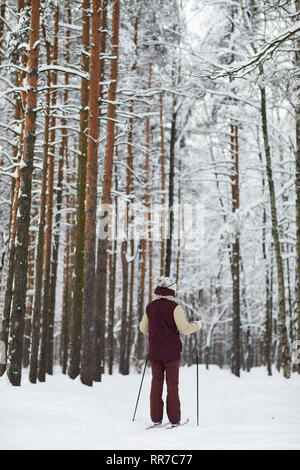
[0,364,299,450]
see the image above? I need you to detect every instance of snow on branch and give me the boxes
[211,22,300,79]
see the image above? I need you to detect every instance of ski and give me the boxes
[165,418,189,430]
[145,422,170,430]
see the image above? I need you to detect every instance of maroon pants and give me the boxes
[150,360,181,425]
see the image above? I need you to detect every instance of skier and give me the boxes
[139,276,201,428]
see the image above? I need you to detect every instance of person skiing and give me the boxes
[139,276,201,428]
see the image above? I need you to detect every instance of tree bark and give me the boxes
[7,0,40,386]
[38,7,59,382]
[61,139,72,375]
[294,0,300,373]
[230,122,241,378]
[165,97,177,277]
[68,0,90,380]
[108,238,117,375]
[93,0,120,382]
[160,92,166,277]
[123,15,138,375]
[135,63,153,367]
[119,240,128,374]
[239,0,291,378]
[47,4,71,375]
[259,149,272,376]
[29,27,51,384]
[135,238,146,367]
[260,80,291,378]
[0,69,23,375]
[146,62,152,303]
[0,0,27,377]
[81,0,102,386]
[23,230,35,368]
[0,4,6,65]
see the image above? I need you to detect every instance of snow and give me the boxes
[0,365,299,450]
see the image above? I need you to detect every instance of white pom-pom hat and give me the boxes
[157,276,177,289]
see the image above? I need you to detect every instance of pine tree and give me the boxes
[68,0,90,381]
[7,0,41,386]
[80,0,102,386]
[94,0,120,382]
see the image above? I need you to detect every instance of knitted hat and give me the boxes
[157,276,176,289]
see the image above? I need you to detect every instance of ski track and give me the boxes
[0,365,299,450]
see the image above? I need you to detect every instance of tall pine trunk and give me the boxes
[294,0,300,373]
[7,0,40,386]
[29,28,51,383]
[160,92,166,277]
[23,230,35,368]
[108,238,117,375]
[123,15,138,375]
[81,0,102,386]
[47,5,71,375]
[230,122,241,377]
[146,62,152,303]
[38,7,59,382]
[68,0,90,380]
[165,95,177,277]
[94,0,120,382]
[0,59,24,374]
[61,141,72,374]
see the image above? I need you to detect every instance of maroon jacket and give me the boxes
[146,286,182,362]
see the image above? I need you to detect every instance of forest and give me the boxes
[0,0,299,388]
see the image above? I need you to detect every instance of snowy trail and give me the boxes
[0,365,299,450]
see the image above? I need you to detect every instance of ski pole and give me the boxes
[195,330,200,427]
[132,354,148,422]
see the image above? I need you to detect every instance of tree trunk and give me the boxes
[23,231,35,368]
[47,5,71,375]
[123,16,138,374]
[47,130,64,375]
[7,0,40,386]
[80,0,102,387]
[61,144,72,375]
[68,0,90,380]
[124,241,135,374]
[294,0,300,373]
[135,62,153,367]
[165,97,177,277]
[230,122,241,377]
[119,240,128,374]
[0,77,22,375]
[0,4,6,65]
[0,0,27,377]
[61,249,71,375]
[258,147,273,375]
[260,79,291,378]
[29,28,51,384]
[93,0,120,382]
[228,7,241,378]
[239,0,291,378]
[160,92,166,277]
[108,237,117,375]
[135,239,146,367]
[90,0,108,380]
[175,156,182,286]
[38,7,59,383]
[146,62,152,303]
